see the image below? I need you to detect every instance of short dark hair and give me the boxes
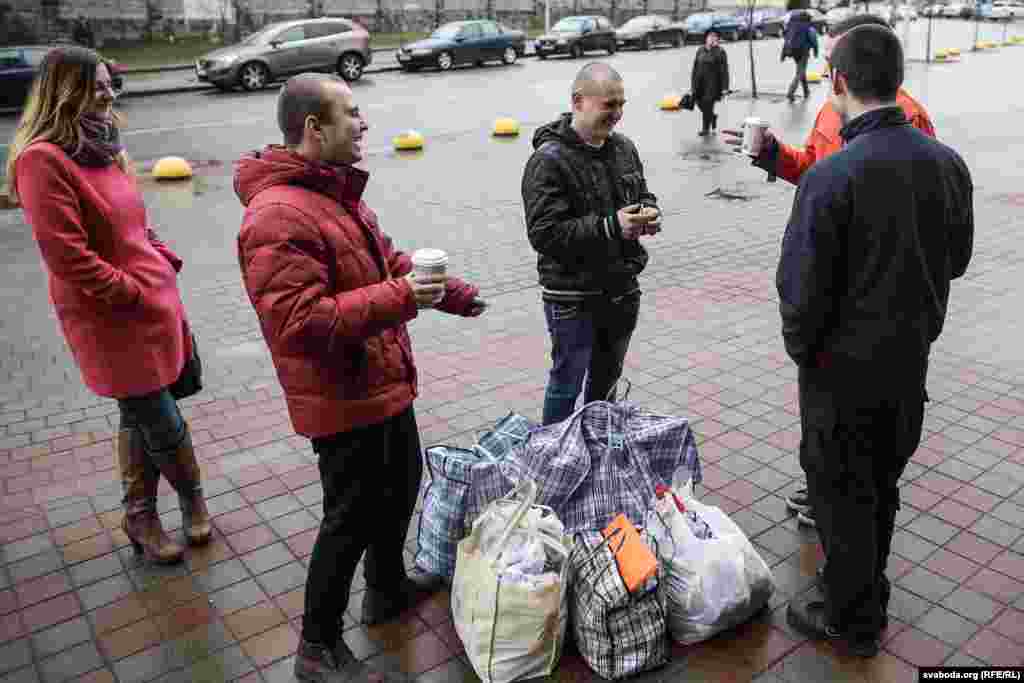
[277,73,344,146]
[571,62,622,97]
[828,13,891,37]
[829,24,903,102]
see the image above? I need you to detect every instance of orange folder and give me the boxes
[601,514,658,593]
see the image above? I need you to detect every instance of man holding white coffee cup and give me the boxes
[523,62,660,425]
[722,14,936,532]
[235,73,486,682]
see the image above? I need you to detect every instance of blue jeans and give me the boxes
[542,293,640,426]
[118,388,185,466]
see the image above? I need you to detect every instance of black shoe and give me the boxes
[786,600,880,658]
[786,93,796,102]
[712,114,719,131]
[296,639,409,682]
[815,568,890,631]
[361,571,442,626]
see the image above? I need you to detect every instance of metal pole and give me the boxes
[972,4,981,50]
[545,0,550,32]
[925,11,932,62]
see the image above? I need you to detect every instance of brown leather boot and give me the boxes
[153,423,212,546]
[117,429,184,565]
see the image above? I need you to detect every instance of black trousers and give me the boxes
[697,98,718,133]
[301,406,423,647]
[798,367,925,639]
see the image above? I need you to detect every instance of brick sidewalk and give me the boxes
[3,78,1024,683]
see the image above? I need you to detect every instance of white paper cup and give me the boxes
[411,248,448,306]
[741,116,770,157]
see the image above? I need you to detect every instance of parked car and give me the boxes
[195,17,372,91]
[943,2,973,17]
[1,45,125,110]
[615,15,685,49]
[396,20,525,71]
[733,7,788,39]
[826,5,855,26]
[535,16,617,59]
[992,0,1024,18]
[764,9,828,38]
[895,4,920,20]
[921,3,947,16]
[682,12,744,42]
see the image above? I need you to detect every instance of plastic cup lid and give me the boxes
[412,248,448,266]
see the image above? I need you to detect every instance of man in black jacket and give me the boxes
[522,62,661,425]
[779,25,973,656]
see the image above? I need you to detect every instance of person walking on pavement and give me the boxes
[777,24,973,657]
[783,10,818,101]
[690,29,730,136]
[722,14,936,532]
[235,73,487,682]
[4,47,211,566]
[523,63,661,426]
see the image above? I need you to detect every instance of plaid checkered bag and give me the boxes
[470,400,702,535]
[415,413,535,581]
[569,530,669,680]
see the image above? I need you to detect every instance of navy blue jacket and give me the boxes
[776,107,973,380]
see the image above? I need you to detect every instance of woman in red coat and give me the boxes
[2,47,211,564]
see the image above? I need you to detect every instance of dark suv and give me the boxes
[535,16,617,59]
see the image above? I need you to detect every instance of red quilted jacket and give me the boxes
[235,147,478,437]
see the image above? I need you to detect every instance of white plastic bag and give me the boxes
[452,480,573,683]
[648,475,774,645]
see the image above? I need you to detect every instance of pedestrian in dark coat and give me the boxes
[690,29,730,136]
[778,25,973,657]
[783,11,819,101]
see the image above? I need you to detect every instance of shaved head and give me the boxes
[277,73,346,146]
[571,62,623,98]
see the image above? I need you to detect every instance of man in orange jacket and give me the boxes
[723,13,935,531]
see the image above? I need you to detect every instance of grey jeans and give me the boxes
[788,54,810,99]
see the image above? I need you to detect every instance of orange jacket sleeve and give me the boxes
[773,108,832,185]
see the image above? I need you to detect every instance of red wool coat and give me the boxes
[15,142,191,399]
[235,147,479,438]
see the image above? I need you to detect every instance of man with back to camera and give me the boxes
[776,24,973,656]
[724,14,936,533]
[522,62,661,426]
[235,73,487,682]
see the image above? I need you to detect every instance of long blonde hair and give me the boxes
[2,46,127,207]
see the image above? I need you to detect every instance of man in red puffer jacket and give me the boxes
[235,73,486,683]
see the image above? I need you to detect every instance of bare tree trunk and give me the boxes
[748,0,758,98]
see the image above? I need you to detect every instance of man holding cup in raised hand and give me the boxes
[235,73,486,682]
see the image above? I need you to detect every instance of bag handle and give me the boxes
[485,479,540,566]
[604,377,632,403]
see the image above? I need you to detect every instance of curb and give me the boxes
[120,45,453,74]
[120,48,549,98]
[120,63,408,98]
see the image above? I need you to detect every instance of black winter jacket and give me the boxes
[691,46,730,102]
[522,114,655,299]
[776,107,973,383]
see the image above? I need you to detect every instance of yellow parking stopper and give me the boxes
[658,94,682,111]
[492,118,520,137]
[393,130,424,151]
[947,47,961,55]
[806,70,822,83]
[152,156,193,181]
